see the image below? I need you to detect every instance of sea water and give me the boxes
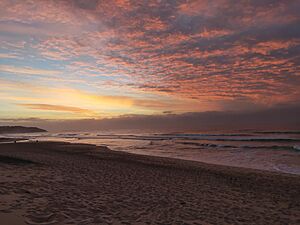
[2,130,300,175]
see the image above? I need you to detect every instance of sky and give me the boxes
[0,0,299,131]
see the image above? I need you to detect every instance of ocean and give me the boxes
[2,130,300,175]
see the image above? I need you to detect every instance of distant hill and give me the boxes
[0,126,47,134]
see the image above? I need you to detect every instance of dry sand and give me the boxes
[0,142,299,225]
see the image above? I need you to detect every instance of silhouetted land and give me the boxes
[0,126,46,134]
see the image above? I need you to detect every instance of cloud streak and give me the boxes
[19,103,95,115]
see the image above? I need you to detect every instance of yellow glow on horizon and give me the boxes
[0,78,213,120]
[0,80,156,119]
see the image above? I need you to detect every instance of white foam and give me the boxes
[293,145,300,151]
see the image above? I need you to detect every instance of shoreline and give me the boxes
[1,139,300,175]
[0,141,300,224]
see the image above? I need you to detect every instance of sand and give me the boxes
[0,142,299,225]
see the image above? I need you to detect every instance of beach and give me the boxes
[0,142,299,225]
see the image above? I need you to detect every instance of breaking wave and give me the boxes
[178,141,300,151]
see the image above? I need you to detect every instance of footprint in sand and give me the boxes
[25,213,57,225]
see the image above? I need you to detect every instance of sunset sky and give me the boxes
[0,0,299,130]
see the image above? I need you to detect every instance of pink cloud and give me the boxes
[1,0,299,115]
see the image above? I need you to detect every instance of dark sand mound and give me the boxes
[0,142,299,224]
[0,155,34,165]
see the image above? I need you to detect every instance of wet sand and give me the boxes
[0,138,27,143]
[0,142,299,224]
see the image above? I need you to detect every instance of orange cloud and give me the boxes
[144,17,168,31]
[19,103,96,115]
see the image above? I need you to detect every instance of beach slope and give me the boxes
[0,142,299,224]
